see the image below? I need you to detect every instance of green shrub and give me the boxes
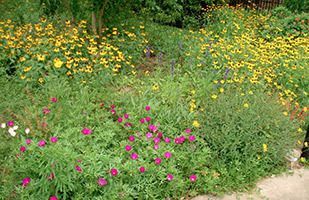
[284,0,309,13]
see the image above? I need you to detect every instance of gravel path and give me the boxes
[192,168,309,200]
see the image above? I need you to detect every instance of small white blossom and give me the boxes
[13,125,19,130]
[25,128,30,134]
[8,128,16,137]
[1,123,6,128]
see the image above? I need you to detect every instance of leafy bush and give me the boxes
[284,0,309,13]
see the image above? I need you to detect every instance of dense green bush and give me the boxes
[284,0,309,13]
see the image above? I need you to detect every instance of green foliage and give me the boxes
[260,9,309,38]
[0,0,41,23]
[284,0,309,13]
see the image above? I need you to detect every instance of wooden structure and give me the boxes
[230,0,284,10]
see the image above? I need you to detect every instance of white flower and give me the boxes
[25,128,30,134]
[1,123,6,128]
[8,128,16,137]
[13,125,19,130]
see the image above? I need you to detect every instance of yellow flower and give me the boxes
[243,103,249,108]
[53,58,63,68]
[23,66,32,72]
[192,120,200,128]
[211,94,217,99]
[298,128,303,133]
[37,54,45,61]
[300,157,306,163]
[263,144,268,152]
[20,75,26,80]
[152,84,159,91]
[283,111,288,116]
[219,88,224,93]
[191,90,196,95]
[38,77,44,84]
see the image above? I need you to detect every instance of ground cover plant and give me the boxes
[0,2,308,200]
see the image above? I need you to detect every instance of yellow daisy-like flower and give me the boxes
[38,77,44,84]
[152,83,159,91]
[263,144,268,152]
[23,66,32,72]
[211,94,217,99]
[243,103,249,108]
[37,54,45,61]
[53,58,63,68]
[283,111,288,116]
[219,88,224,93]
[192,120,200,128]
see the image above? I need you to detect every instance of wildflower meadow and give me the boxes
[0,0,308,199]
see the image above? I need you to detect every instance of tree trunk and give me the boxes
[92,11,97,35]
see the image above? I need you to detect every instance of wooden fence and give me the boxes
[229,0,284,10]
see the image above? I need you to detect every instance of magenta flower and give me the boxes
[51,97,58,103]
[75,165,82,173]
[7,121,14,127]
[111,109,116,115]
[50,196,58,200]
[125,122,132,127]
[189,174,197,182]
[188,135,196,142]
[131,153,139,160]
[98,177,108,186]
[50,137,58,143]
[124,113,129,119]
[174,138,181,144]
[145,116,151,122]
[125,145,132,151]
[128,135,135,142]
[164,137,171,143]
[22,177,31,187]
[146,132,153,139]
[167,174,174,181]
[111,104,116,109]
[164,152,172,159]
[154,144,159,150]
[139,166,145,173]
[140,118,145,124]
[148,124,158,132]
[110,168,118,176]
[154,158,162,165]
[43,107,51,115]
[118,117,123,123]
[179,136,186,143]
[20,146,26,153]
[185,128,192,134]
[145,105,151,111]
[38,140,46,147]
[157,132,163,138]
[153,137,160,144]
[26,139,32,145]
[81,128,92,135]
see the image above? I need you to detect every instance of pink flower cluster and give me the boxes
[111,105,198,183]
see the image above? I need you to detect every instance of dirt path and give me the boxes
[192,168,309,200]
